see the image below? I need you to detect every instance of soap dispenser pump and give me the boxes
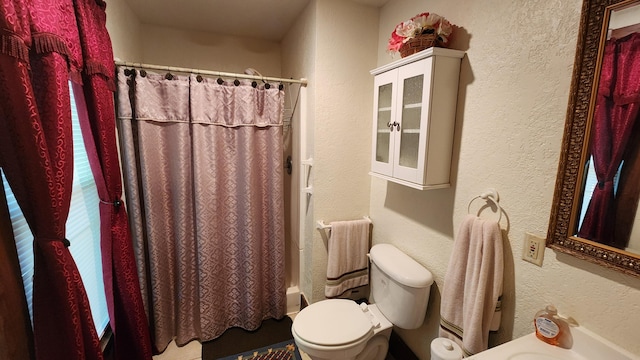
[533,305,573,349]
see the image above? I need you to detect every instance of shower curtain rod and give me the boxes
[114,60,308,86]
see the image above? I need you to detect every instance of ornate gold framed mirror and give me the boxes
[547,0,640,277]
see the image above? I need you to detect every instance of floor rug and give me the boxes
[217,339,301,360]
[202,317,295,360]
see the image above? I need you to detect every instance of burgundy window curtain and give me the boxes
[578,32,640,246]
[0,0,152,359]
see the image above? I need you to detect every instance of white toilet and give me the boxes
[292,243,434,360]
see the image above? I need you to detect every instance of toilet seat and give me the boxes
[292,299,374,346]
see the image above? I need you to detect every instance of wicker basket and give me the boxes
[399,33,439,58]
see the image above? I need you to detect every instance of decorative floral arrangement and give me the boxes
[387,12,454,55]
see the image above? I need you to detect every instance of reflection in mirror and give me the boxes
[574,2,640,254]
[547,0,640,277]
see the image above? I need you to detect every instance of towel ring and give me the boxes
[467,188,502,223]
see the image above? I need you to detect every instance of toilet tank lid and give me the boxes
[370,244,433,288]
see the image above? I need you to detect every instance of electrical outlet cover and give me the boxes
[522,232,546,266]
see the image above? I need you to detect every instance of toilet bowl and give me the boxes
[292,299,392,360]
[292,244,434,360]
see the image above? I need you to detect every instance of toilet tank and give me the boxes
[369,243,433,329]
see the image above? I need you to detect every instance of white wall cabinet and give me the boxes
[370,47,464,190]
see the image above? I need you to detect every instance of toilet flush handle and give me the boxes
[369,312,381,328]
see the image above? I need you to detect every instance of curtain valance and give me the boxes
[0,0,115,85]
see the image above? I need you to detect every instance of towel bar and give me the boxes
[316,216,372,230]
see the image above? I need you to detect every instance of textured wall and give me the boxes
[106,0,281,74]
[309,0,379,302]
[105,0,143,61]
[372,0,640,358]
[138,25,281,76]
[280,0,379,308]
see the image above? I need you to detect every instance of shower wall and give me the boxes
[281,0,317,303]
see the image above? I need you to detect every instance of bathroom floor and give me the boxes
[152,339,314,360]
[152,338,397,360]
[152,313,313,360]
[152,339,401,360]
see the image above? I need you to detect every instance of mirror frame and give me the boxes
[547,0,640,277]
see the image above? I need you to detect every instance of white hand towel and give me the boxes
[439,214,504,356]
[325,219,370,298]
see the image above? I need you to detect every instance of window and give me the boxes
[1,82,109,336]
[577,156,623,230]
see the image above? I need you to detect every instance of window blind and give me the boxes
[1,82,109,336]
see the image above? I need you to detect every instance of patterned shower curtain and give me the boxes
[116,69,286,352]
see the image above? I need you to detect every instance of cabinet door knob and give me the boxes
[386,122,401,132]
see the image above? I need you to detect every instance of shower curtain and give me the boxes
[116,69,286,351]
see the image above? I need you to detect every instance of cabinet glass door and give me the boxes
[399,74,423,169]
[394,58,431,184]
[371,70,396,176]
[376,83,393,164]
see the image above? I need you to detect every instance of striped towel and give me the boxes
[324,219,370,298]
[439,214,504,356]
